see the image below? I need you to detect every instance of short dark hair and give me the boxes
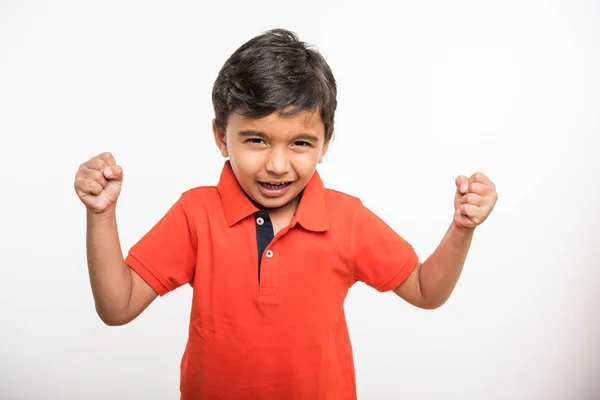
[212,29,337,140]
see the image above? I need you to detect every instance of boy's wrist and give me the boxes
[87,205,117,223]
[450,220,476,238]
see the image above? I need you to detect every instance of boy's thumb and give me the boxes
[104,165,124,182]
[455,175,468,194]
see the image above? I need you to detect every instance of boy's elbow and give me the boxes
[99,315,129,326]
[410,295,448,310]
[418,299,446,310]
[95,306,133,326]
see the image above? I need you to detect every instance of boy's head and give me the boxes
[211,29,337,212]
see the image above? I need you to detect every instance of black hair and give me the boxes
[212,28,337,140]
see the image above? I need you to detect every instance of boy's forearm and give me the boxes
[419,223,474,308]
[86,208,132,325]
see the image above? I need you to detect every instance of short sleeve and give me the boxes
[352,202,419,292]
[125,194,197,296]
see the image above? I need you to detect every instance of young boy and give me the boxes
[74,29,497,399]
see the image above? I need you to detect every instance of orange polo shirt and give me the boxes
[125,161,418,399]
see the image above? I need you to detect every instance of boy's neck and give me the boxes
[252,191,303,215]
[252,192,303,235]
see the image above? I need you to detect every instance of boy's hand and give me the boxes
[454,172,498,230]
[74,152,123,214]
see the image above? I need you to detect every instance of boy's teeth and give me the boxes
[263,182,288,188]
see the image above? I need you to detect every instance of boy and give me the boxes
[74,29,498,399]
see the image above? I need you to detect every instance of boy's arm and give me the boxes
[76,152,157,326]
[87,209,158,326]
[393,224,473,309]
[393,172,498,309]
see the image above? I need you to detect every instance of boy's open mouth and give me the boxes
[258,181,292,190]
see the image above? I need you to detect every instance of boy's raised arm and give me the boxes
[75,152,157,326]
[393,173,498,309]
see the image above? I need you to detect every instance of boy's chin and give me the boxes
[251,192,298,211]
[254,197,291,210]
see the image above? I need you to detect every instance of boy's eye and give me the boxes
[246,138,265,144]
[294,141,311,147]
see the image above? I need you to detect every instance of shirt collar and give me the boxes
[217,161,329,232]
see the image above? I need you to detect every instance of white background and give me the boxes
[1,0,599,399]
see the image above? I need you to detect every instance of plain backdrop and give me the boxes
[1,0,599,399]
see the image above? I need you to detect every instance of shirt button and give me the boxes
[266,250,273,258]
[256,217,264,225]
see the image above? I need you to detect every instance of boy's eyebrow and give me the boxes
[293,133,320,142]
[237,130,269,138]
[237,130,320,142]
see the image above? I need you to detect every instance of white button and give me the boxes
[256,217,264,225]
[266,250,273,258]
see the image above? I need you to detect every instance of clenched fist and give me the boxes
[454,172,498,230]
[74,152,123,214]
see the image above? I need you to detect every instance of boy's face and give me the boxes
[213,108,330,212]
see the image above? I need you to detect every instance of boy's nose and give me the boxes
[265,149,289,176]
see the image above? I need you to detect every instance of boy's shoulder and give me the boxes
[180,185,221,204]
[170,185,221,213]
[323,187,361,206]
[182,184,220,196]
[321,188,365,225]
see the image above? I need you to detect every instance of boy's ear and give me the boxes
[318,138,331,164]
[212,119,229,158]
